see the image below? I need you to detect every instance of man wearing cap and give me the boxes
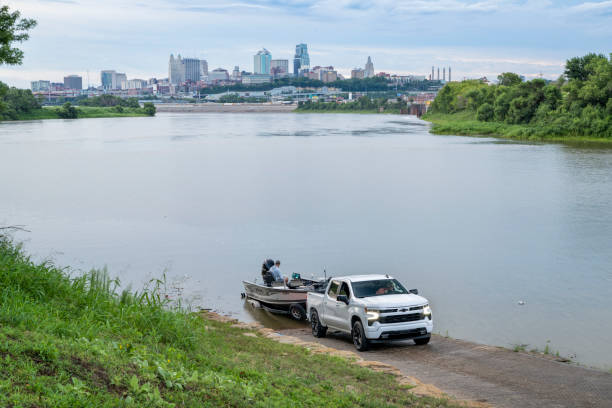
[269,260,287,283]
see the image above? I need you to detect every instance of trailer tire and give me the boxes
[289,303,307,321]
[310,309,327,338]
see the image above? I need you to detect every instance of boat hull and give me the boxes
[242,281,308,307]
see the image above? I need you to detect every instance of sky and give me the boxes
[1,0,611,88]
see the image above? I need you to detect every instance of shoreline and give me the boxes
[155,103,297,113]
[422,112,612,147]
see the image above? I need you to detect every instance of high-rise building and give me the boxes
[63,75,82,90]
[183,58,201,82]
[208,68,229,82]
[271,59,289,75]
[200,60,209,77]
[254,48,272,74]
[31,80,50,92]
[351,68,365,79]
[115,73,127,89]
[101,70,116,90]
[232,66,241,81]
[168,54,185,84]
[364,56,374,78]
[293,43,310,77]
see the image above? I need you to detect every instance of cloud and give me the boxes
[569,0,612,12]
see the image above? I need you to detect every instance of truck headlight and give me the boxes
[365,308,380,321]
[423,305,432,319]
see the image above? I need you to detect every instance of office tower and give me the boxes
[183,58,201,82]
[100,70,116,89]
[351,68,365,79]
[115,73,127,89]
[364,56,374,78]
[232,66,241,81]
[200,60,208,77]
[254,48,272,74]
[168,54,185,84]
[271,59,289,74]
[31,80,50,92]
[63,75,82,90]
[293,43,310,77]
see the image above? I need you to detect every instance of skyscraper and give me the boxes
[254,48,272,74]
[168,54,185,85]
[364,56,374,78]
[293,43,310,77]
[200,60,209,77]
[100,70,116,90]
[63,75,82,90]
[183,58,201,82]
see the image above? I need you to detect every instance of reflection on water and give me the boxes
[241,300,308,330]
[1,112,611,369]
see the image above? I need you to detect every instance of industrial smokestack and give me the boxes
[431,66,434,81]
[449,67,451,82]
[437,67,440,81]
[443,67,446,81]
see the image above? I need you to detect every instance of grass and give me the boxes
[422,111,612,146]
[14,106,150,121]
[0,237,458,407]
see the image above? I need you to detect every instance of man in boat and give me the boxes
[269,260,288,284]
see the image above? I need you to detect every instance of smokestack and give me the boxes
[431,66,434,81]
[443,67,446,81]
[437,67,440,81]
[449,67,451,82]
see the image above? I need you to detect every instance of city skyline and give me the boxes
[2,0,611,88]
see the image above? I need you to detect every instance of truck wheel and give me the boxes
[352,320,369,351]
[289,303,306,321]
[310,310,327,338]
[414,335,431,345]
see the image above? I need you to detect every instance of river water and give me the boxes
[1,113,611,369]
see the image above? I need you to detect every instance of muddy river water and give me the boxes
[1,112,611,369]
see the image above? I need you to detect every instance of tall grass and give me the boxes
[0,236,458,407]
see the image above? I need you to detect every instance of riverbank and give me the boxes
[10,106,152,121]
[295,108,401,114]
[155,103,296,113]
[423,111,612,146]
[0,237,458,407]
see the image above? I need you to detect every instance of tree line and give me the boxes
[297,96,407,112]
[429,53,612,138]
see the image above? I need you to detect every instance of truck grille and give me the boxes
[379,313,423,324]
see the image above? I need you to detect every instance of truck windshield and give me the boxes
[351,279,409,298]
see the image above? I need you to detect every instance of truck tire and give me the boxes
[310,309,327,338]
[289,303,307,320]
[352,319,369,351]
[414,335,431,345]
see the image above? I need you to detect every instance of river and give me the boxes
[1,113,611,369]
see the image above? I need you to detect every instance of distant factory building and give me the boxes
[254,48,272,75]
[63,75,82,90]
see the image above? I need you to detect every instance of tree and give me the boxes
[476,103,494,121]
[56,102,78,119]
[497,72,522,87]
[143,102,156,116]
[0,6,37,65]
[564,53,606,81]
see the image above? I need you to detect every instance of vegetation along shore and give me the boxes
[0,236,461,407]
[423,53,612,145]
[0,89,156,121]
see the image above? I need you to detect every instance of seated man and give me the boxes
[269,260,288,284]
[375,280,394,295]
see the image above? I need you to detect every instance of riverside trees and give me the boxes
[428,53,612,139]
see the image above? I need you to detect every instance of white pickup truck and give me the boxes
[307,275,432,351]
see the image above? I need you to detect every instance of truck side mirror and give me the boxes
[337,295,349,305]
[409,289,418,295]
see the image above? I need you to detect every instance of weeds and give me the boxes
[0,237,458,407]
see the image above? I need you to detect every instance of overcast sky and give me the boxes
[1,0,611,87]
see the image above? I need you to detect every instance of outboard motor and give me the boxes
[261,259,275,287]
